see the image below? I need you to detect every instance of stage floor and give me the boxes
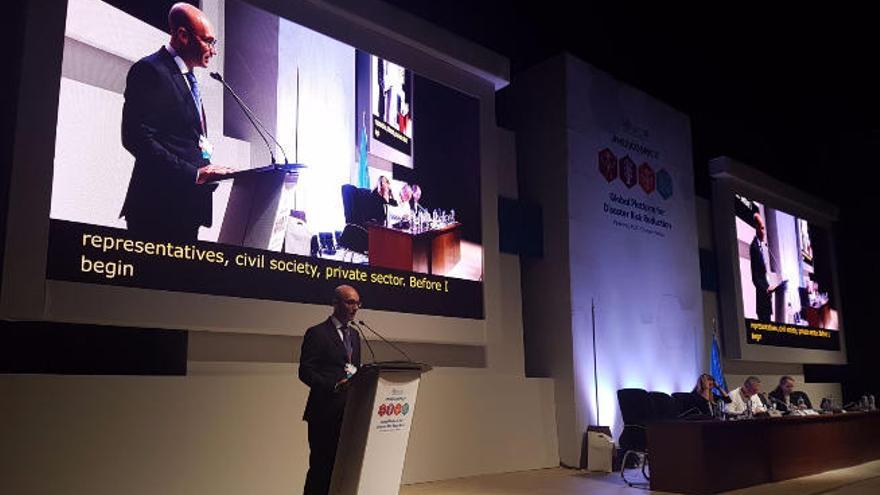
[400,459,880,495]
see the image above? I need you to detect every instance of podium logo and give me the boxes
[378,402,411,416]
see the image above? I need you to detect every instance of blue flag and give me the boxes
[710,330,727,392]
[357,112,370,188]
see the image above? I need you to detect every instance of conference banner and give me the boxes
[565,58,703,434]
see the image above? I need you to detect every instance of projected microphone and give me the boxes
[677,406,702,419]
[349,321,377,364]
[209,72,290,164]
[357,319,413,362]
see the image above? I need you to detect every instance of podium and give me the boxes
[216,163,304,250]
[329,361,432,495]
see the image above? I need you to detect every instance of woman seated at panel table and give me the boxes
[691,373,732,417]
[367,175,398,225]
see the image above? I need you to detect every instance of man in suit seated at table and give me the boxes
[768,375,813,413]
[387,183,414,229]
[725,376,768,417]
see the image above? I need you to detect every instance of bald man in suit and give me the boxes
[121,3,233,240]
[750,212,773,322]
[298,285,363,495]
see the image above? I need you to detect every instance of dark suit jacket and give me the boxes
[121,47,215,228]
[690,391,732,417]
[769,388,812,412]
[298,318,362,422]
[364,189,397,225]
[750,236,772,318]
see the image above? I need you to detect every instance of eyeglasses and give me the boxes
[341,299,362,307]
[186,28,218,48]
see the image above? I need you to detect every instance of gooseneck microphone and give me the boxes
[357,319,413,362]
[766,394,788,409]
[209,72,290,165]
[348,321,377,364]
[677,407,702,419]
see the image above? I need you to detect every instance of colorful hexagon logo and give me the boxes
[402,403,410,415]
[639,163,655,194]
[598,148,618,182]
[378,404,387,416]
[619,156,637,188]
[394,403,402,415]
[657,169,673,200]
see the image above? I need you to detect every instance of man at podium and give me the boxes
[749,212,773,322]
[120,3,234,240]
[298,285,363,495]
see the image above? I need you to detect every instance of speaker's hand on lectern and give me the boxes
[197,165,236,184]
[334,377,350,393]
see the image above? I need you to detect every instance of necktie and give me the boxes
[761,242,770,274]
[184,72,204,132]
[342,325,353,359]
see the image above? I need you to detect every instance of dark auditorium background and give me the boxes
[2,1,878,400]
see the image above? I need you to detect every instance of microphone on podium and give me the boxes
[355,319,413,363]
[209,71,289,165]
[348,321,376,364]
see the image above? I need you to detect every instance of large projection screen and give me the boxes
[2,0,507,345]
[711,157,846,364]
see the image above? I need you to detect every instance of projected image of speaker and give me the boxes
[711,157,844,358]
[733,194,839,338]
[38,0,485,321]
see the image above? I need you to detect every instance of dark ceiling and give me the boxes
[383,1,880,203]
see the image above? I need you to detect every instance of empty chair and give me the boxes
[617,388,651,486]
[339,185,371,257]
[648,391,677,420]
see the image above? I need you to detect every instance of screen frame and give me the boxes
[2,0,509,345]
[710,156,847,364]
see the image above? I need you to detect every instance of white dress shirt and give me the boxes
[758,238,771,283]
[165,44,191,83]
[386,202,413,227]
[726,386,767,415]
[329,315,349,344]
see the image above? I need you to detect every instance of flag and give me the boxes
[357,111,370,188]
[710,329,727,392]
